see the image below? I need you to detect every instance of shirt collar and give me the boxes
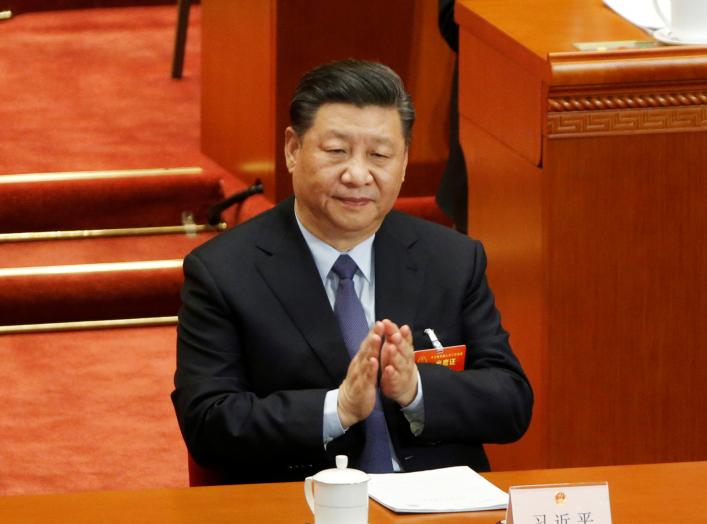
[294,207,374,285]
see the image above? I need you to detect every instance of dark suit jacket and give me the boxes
[172,197,532,484]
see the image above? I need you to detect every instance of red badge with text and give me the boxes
[414,345,466,371]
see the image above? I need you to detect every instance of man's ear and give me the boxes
[284,127,300,174]
[401,146,409,182]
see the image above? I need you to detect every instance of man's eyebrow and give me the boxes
[369,136,395,147]
[320,130,350,140]
[321,130,395,145]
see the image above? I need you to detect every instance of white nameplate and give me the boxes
[505,482,612,524]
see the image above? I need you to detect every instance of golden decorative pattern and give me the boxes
[548,92,707,112]
[547,105,707,137]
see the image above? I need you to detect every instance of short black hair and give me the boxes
[289,59,415,145]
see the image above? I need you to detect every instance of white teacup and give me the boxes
[304,455,369,524]
[653,0,707,42]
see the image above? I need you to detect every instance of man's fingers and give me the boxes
[381,318,399,337]
[366,356,379,379]
[379,323,418,406]
[382,363,397,384]
[380,320,414,353]
[355,330,381,367]
[349,319,418,411]
[338,325,384,428]
[400,324,413,347]
[382,334,413,369]
[339,357,378,428]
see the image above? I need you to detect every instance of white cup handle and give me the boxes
[653,0,670,27]
[304,476,315,516]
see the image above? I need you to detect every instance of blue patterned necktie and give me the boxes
[332,254,393,473]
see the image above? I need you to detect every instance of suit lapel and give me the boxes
[374,212,429,440]
[255,199,350,383]
[374,212,426,331]
[253,202,428,383]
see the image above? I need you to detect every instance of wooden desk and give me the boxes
[1,462,704,523]
[456,0,707,471]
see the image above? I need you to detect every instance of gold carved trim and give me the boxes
[547,105,707,138]
[0,316,178,335]
[0,222,226,243]
[548,92,707,113]
[0,167,202,184]
[0,259,183,278]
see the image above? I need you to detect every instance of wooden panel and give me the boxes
[0,462,704,523]
[457,0,707,471]
[484,462,707,524]
[405,0,457,166]
[201,0,276,199]
[273,1,414,201]
[461,116,547,471]
[456,0,649,60]
[458,27,546,166]
[545,131,707,467]
[549,47,707,88]
[202,0,454,202]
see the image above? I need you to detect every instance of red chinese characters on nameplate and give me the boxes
[413,345,466,371]
[505,482,612,524]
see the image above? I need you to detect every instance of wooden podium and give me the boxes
[456,0,707,470]
[201,0,454,202]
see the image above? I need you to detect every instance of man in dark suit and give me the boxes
[172,60,532,484]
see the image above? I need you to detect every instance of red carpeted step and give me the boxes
[1,232,217,268]
[0,186,272,326]
[0,168,224,233]
[0,260,183,325]
[0,233,217,326]
[0,325,186,495]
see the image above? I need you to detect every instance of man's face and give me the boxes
[285,103,408,250]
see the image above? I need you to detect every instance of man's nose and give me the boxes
[342,155,373,185]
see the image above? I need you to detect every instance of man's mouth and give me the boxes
[335,196,372,206]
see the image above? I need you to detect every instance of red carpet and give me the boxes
[0,169,224,233]
[0,4,247,199]
[0,326,185,495]
[0,5,217,495]
[0,5,219,176]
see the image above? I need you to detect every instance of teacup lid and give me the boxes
[312,455,369,485]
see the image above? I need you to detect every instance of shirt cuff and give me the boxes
[323,388,347,447]
[400,368,425,436]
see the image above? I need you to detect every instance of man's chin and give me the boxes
[334,215,383,235]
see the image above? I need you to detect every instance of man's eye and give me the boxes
[371,152,389,159]
[326,148,345,154]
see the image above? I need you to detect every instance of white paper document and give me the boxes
[368,466,508,513]
[603,0,667,30]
